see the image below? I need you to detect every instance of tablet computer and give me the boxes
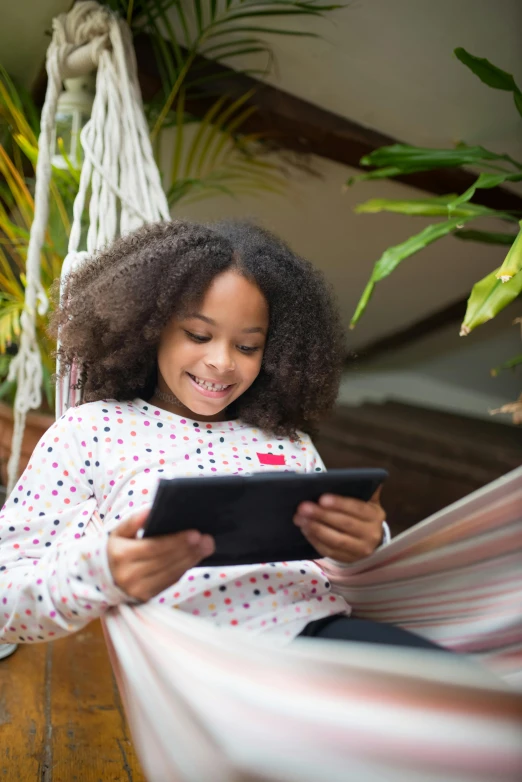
[143,468,388,566]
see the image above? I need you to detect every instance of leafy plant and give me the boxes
[0,0,340,410]
[347,48,522,422]
[104,0,340,205]
[0,65,76,410]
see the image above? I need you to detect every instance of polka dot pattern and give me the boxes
[0,399,350,645]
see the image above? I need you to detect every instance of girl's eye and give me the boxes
[185,330,209,343]
[185,330,260,354]
[238,345,261,354]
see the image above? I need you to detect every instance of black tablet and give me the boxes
[143,468,388,566]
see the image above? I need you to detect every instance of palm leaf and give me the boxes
[129,0,340,139]
[354,195,515,222]
[350,216,476,328]
[183,94,229,176]
[454,229,518,246]
[145,1,184,73]
[447,172,522,214]
[167,110,286,206]
[0,299,22,352]
[169,87,187,182]
[201,37,268,57]
[455,47,522,120]
[196,92,257,175]
[99,0,338,210]
[348,143,522,186]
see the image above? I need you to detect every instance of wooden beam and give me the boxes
[132,34,522,214]
[345,297,467,364]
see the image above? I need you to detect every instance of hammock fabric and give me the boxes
[92,469,522,782]
[12,3,522,781]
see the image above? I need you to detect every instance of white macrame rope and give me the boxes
[7,1,170,492]
[5,42,62,493]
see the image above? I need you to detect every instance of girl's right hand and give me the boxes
[107,508,215,602]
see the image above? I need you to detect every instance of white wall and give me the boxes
[339,307,521,423]
[0,0,70,86]
[218,0,522,162]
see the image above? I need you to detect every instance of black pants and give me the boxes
[298,614,450,652]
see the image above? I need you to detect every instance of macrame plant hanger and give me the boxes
[5,3,522,781]
[6,0,170,494]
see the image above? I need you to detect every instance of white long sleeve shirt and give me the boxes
[0,399,387,646]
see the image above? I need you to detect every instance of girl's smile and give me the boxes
[187,373,235,397]
[152,270,268,420]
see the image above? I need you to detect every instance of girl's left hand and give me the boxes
[293,487,386,563]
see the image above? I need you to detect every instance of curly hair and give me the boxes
[51,220,345,437]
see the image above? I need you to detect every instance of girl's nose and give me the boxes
[206,346,235,374]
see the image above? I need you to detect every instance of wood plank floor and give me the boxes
[0,621,146,781]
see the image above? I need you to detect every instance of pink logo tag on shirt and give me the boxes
[257,452,286,466]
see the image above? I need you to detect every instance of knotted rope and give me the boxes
[7,0,170,492]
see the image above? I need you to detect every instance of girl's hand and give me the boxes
[293,487,385,564]
[107,508,215,602]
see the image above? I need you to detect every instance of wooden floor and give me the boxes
[0,621,146,782]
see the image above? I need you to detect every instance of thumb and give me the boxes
[112,507,150,539]
[370,484,383,504]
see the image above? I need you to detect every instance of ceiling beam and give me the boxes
[345,298,467,364]
[132,34,522,213]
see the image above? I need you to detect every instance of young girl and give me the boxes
[0,220,442,651]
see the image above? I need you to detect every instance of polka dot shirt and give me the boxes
[0,399,352,645]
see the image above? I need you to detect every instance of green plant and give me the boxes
[348,48,522,422]
[0,0,339,409]
[0,65,77,409]
[104,0,340,204]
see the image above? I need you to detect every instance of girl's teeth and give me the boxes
[192,375,229,391]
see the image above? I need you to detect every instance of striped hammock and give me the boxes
[90,466,522,782]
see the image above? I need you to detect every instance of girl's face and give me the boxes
[154,270,269,421]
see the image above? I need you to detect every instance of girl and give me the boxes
[0,220,441,651]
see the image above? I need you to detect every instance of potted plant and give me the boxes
[347,49,522,422]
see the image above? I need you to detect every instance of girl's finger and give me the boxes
[300,519,380,562]
[111,507,150,539]
[300,496,381,523]
[294,510,362,538]
[120,535,216,602]
[127,529,205,563]
[295,505,384,538]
